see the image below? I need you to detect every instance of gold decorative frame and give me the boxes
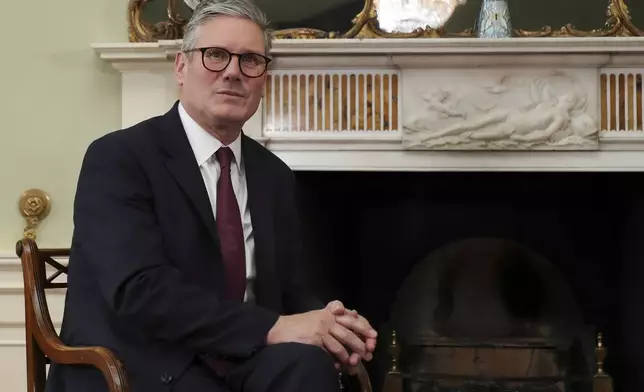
[128,0,188,42]
[515,0,642,37]
[127,0,643,42]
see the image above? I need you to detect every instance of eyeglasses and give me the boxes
[184,47,271,78]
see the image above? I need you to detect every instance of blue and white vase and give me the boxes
[475,0,513,38]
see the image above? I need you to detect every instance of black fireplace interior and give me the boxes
[293,170,644,391]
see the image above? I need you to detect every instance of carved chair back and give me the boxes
[15,238,129,392]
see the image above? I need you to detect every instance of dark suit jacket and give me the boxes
[48,102,322,392]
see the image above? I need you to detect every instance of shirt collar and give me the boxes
[178,102,243,171]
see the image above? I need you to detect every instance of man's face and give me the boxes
[175,15,267,130]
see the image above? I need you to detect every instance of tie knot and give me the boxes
[215,147,234,169]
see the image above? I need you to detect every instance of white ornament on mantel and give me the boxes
[402,70,599,150]
[377,0,468,32]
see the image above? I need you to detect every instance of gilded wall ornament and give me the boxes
[18,189,51,240]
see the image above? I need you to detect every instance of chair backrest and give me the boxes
[16,238,129,392]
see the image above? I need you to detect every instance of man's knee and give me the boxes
[263,343,335,372]
[230,343,339,392]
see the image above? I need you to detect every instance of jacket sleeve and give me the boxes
[73,135,279,359]
[276,169,325,314]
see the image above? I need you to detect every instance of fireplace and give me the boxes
[393,237,591,392]
[93,35,644,392]
[294,170,642,391]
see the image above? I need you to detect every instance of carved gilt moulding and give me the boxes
[127,0,643,42]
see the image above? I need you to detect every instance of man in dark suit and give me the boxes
[49,0,377,391]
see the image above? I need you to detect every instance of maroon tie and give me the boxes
[215,147,246,301]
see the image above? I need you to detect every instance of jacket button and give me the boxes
[160,373,173,384]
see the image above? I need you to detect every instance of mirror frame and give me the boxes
[127,0,643,42]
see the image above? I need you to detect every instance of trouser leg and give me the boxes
[172,359,230,392]
[227,342,340,392]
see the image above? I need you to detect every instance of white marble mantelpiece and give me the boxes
[92,37,644,171]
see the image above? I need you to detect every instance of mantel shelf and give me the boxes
[93,36,644,58]
[92,37,644,71]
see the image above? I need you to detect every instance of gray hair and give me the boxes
[181,0,274,55]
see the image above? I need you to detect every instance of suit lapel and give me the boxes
[158,103,221,249]
[242,135,277,308]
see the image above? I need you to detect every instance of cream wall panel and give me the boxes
[0,346,27,392]
[0,253,66,391]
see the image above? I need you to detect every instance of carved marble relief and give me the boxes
[402,71,599,150]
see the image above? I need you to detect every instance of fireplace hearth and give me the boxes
[294,171,643,392]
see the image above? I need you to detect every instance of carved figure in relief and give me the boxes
[403,73,599,150]
[420,88,466,119]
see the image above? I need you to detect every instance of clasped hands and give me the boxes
[266,300,377,373]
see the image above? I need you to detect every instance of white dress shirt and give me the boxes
[178,102,256,302]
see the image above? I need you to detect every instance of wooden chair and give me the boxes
[340,363,373,392]
[16,237,373,392]
[16,237,129,392]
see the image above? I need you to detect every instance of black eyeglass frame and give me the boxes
[184,47,272,78]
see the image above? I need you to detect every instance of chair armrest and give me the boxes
[34,334,129,392]
[17,238,129,392]
[352,362,372,392]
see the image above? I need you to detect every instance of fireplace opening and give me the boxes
[293,171,644,391]
[391,237,593,392]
